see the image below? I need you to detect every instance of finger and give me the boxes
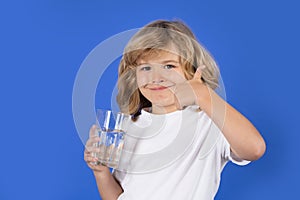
[84,154,98,163]
[85,142,99,153]
[87,162,98,169]
[193,65,206,80]
[84,149,91,156]
[85,145,103,154]
[193,67,202,80]
[89,124,98,137]
[87,162,103,170]
[87,162,110,172]
[85,145,98,153]
[173,82,195,110]
[85,136,100,148]
[84,147,96,156]
[86,158,106,168]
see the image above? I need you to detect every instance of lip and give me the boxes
[145,83,175,91]
[148,86,168,91]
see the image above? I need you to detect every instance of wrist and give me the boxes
[93,167,111,180]
[195,83,211,108]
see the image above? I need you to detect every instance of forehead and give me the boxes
[138,50,180,64]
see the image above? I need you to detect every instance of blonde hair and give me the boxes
[117,20,220,118]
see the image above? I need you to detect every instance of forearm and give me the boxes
[196,85,266,161]
[94,171,123,200]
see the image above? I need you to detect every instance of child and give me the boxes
[84,20,266,200]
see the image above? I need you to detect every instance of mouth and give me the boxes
[144,83,175,91]
[148,86,168,91]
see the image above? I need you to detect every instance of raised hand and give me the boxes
[173,66,208,109]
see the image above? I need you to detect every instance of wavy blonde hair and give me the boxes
[117,20,220,118]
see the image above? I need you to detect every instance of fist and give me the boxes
[173,66,206,109]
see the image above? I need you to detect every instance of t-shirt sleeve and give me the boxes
[221,134,251,166]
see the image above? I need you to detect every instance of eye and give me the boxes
[139,65,152,71]
[163,64,176,70]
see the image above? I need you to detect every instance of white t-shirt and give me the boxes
[113,106,249,200]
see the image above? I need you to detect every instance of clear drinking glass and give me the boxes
[92,109,129,168]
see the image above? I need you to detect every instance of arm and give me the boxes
[84,125,123,200]
[92,167,123,200]
[175,67,266,161]
[195,84,266,161]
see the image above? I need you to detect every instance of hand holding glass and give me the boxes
[92,109,129,168]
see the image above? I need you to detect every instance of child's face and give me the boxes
[136,50,187,113]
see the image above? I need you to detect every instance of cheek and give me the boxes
[166,70,186,84]
[138,87,147,96]
[138,88,152,102]
[136,73,149,87]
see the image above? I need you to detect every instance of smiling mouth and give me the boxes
[145,84,175,91]
[148,86,168,90]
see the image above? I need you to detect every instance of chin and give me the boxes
[152,99,175,107]
[142,90,176,107]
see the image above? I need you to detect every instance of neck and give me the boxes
[151,105,178,114]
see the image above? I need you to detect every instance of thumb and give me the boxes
[193,66,203,80]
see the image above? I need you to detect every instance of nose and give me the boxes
[152,79,164,83]
[150,66,165,84]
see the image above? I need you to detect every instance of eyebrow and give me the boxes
[161,60,179,64]
[138,60,179,65]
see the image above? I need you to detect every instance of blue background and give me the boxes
[1,0,299,199]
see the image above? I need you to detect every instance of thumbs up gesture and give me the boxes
[173,65,209,110]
